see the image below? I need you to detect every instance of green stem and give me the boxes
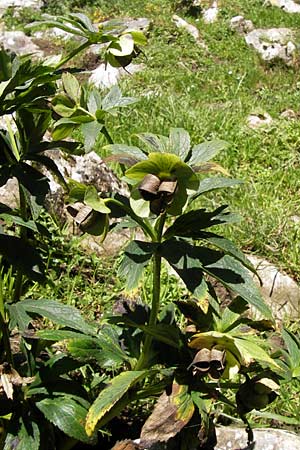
[102,126,114,145]
[54,40,91,70]
[135,213,166,370]
[13,186,27,303]
[107,198,156,241]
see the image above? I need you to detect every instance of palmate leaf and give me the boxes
[164,205,239,239]
[119,240,158,289]
[136,133,169,153]
[81,121,103,152]
[103,143,147,161]
[159,238,272,319]
[86,371,147,436]
[102,85,137,111]
[37,395,96,445]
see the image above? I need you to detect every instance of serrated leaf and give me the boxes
[118,240,157,289]
[86,371,147,436]
[193,177,243,199]
[168,128,190,161]
[21,298,96,335]
[37,396,95,444]
[8,303,33,332]
[0,214,38,232]
[164,206,239,239]
[104,144,147,161]
[160,238,272,319]
[189,140,229,166]
[282,329,300,369]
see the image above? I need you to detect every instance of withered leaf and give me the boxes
[140,383,194,444]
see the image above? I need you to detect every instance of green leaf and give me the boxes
[4,415,40,450]
[8,303,33,333]
[37,329,87,341]
[136,133,168,153]
[193,177,243,199]
[168,128,190,161]
[164,206,239,239]
[52,118,77,140]
[160,238,272,319]
[139,324,181,348]
[282,329,300,369]
[86,370,147,436]
[233,335,279,368]
[118,240,157,289]
[37,396,95,444]
[189,140,229,166]
[104,144,147,161]
[254,410,300,426]
[0,234,45,283]
[81,121,103,152]
[101,85,137,111]
[130,30,147,46]
[84,186,111,213]
[20,298,96,335]
[0,214,38,233]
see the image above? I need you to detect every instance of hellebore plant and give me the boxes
[66,128,284,447]
[0,11,292,450]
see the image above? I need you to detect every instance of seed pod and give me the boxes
[139,174,161,201]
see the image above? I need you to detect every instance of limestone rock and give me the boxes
[215,427,300,450]
[89,63,145,89]
[203,1,218,23]
[0,178,19,209]
[247,112,273,128]
[230,15,254,35]
[172,14,208,49]
[0,30,43,57]
[245,28,297,64]
[0,0,42,17]
[266,0,300,13]
[280,108,298,119]
[248,255,300,319]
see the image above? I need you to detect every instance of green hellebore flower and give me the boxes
[125,152,199,217]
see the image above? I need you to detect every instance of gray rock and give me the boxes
[230,15,254,35]
[246,112,273,128]
[172,14,208,49]
[245,28,297,64]
[0,178,19,209]
[0,0,42,17]
[0,30,43,57]
[215,427,300,450]
[265,0,300,13]
[280,108,298,119]
[248,255,300,319]
[89,63,145,89]
[203,1,219,23]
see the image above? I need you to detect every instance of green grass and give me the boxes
[7,0,298,282]
[88,0,300,281]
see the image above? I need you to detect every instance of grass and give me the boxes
[6,0,300,283]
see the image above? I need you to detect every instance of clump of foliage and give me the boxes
[0,10,299,450]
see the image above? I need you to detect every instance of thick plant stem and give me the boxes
[54,41,91,70]
[135,213,166,370]
[13,187,27,303]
